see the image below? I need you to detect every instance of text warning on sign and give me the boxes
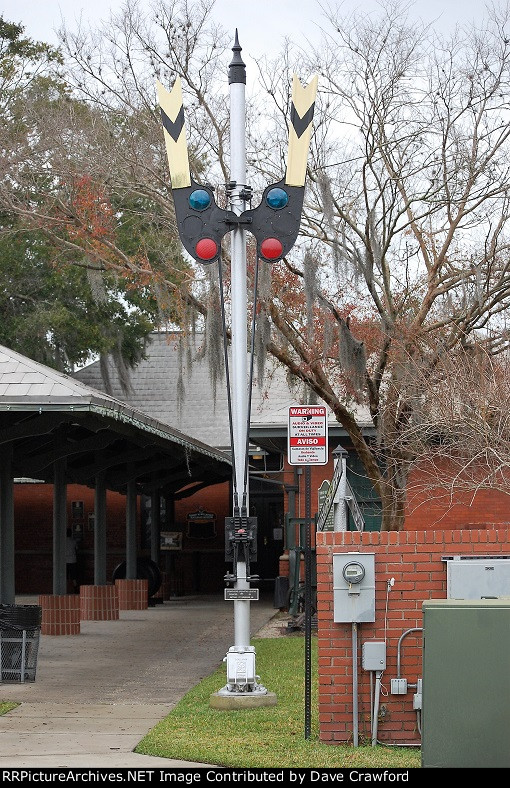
[288,405,328,466]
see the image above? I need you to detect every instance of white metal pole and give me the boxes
[213,32,271,701]
[229,31,251,653]
[334,447,348,531]
[352,622,359,746]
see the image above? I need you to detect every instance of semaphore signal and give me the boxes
[157,32,318,704]
[157,65,317,265]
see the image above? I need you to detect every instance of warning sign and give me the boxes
[288,405,328,466]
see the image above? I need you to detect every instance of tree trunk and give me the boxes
[379,477,407,532]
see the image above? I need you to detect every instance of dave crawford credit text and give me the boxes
[1,771,411,783]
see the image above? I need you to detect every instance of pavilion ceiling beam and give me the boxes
[0,413,67,445]
[74,445,167,479]
[172,477,228,498]
[22,430,118,474]
[105,456,182,488]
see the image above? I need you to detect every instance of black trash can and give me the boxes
[274,575,290,609]
[0,604,42,683]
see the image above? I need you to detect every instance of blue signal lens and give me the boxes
[266,188,288,210]
[189,189,211,211]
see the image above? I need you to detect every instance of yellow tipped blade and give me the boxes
[285,74,318,187]
[156,77,191,189]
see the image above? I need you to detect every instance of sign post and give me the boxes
[288,404,328,738]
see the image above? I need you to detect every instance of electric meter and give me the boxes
[333,553,375,622]
[342,561,366,584]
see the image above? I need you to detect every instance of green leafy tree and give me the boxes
[0,15,191,377]
[0,212,156,378]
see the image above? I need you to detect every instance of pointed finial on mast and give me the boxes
[228,29,246,85]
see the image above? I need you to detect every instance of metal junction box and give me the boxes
[362,641,386,671]
[421,599,510,768]
[444,555,510,599]
[333,552,375,623]
[226,647,256,687]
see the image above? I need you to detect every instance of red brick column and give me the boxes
[80,585,119,621]
[278,554,290,577]
[39,594,80,636]
[115,578,148,610]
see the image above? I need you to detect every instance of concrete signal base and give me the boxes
[209,691,278,710]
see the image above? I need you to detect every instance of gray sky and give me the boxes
[1,0,493,60]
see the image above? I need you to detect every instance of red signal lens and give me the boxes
[195,238,218,261]
[260,238,283,260]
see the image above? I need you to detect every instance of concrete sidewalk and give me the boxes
[0,593,283,768]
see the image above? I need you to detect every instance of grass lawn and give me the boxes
[0,702,18,715]
[135,635,421,769]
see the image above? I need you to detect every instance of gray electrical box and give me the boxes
[444,555,510,599]
[421,599,510,768]
[362,641,386,671]
[333,552,375,622]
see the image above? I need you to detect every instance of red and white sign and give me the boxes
[288,405,328,466]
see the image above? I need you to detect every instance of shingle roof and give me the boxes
[0,343,231,468]
[0,347,98,400]
[74,332,292,448]
[74,331,374,449]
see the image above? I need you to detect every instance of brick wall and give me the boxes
[12,480,233,594]
[14,484,131,593]
[316,527,510,745]
[405,459,510,529]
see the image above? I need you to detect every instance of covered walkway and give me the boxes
[0,345,231,603]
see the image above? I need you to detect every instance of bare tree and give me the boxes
[4,0,510,528]
[385,344,510,508]
[250,0,510,528]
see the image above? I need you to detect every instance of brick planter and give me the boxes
[39,594,80,636]
[115,578,148,610]
[80,585,119,621]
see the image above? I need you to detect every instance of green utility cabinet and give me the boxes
[421,599,510,768]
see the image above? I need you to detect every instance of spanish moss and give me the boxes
[176,333,185,415]
[112,336,134,397]
[86,265,107,303]
[202,267,225,407]
[176,368,185,415]
[338,319,366,396]
[99,353,113,395]
[317,169,343,270]
[255,263,272,385]
[255,309,270,387]
[322,314,335,358]
[303,249,318,343]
